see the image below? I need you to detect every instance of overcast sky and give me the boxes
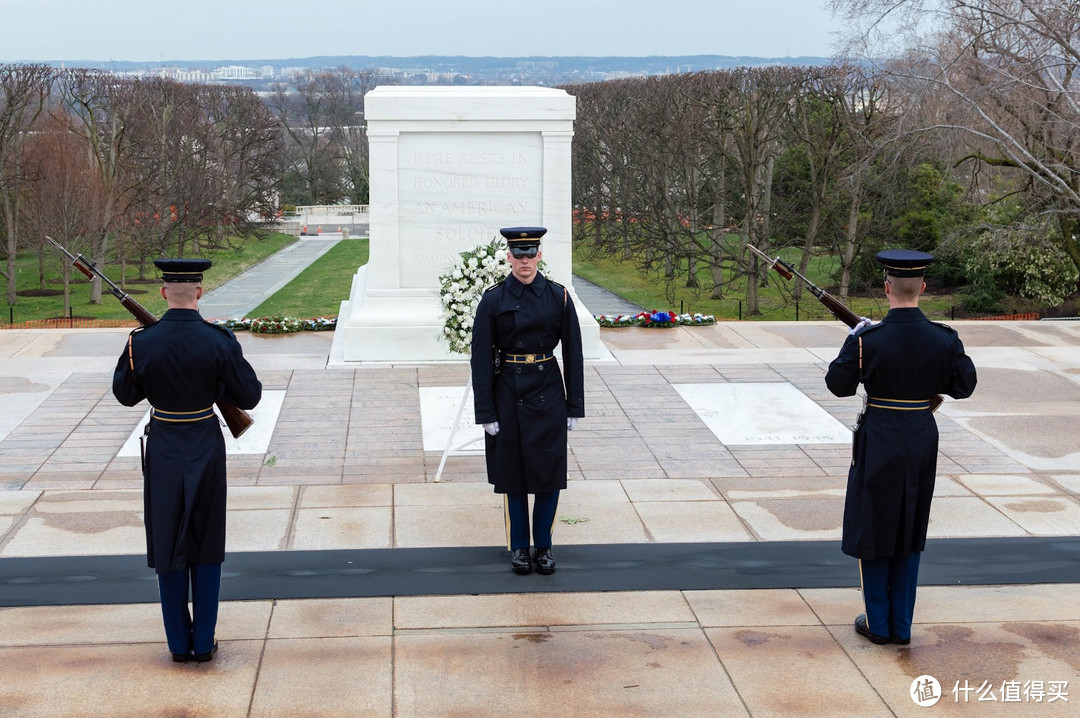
[2,0,842,63]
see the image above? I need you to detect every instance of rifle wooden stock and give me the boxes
[45,237,254,437]
[213,400,254,439]
[815,289,861,329]
[119,295,157,327]
[747,244,943,412]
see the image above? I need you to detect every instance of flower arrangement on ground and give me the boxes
[438,238,547,355]
[214,316,338,333]
[216,318,253,331]
[594,311,717,328]
[300,317,337,331]
[248,316,304,334]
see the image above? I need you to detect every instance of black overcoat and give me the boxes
[825,307,976,559]
[113,308,262,573]
[471,271,585,494]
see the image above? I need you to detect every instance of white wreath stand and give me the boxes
[433,377,485,482]
[431,378,509,549]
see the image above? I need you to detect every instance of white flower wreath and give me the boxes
[437,237,546,355]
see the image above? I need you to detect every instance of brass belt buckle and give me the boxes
[525,354,536,364]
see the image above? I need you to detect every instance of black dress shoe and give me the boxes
[533,547,556,575]
[192,642,218,663]
[891,635,911,645]
[511,548,533,575]
[854,614,891,645]
[171,652,191,663]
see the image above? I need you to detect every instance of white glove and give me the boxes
[848,317,873,335]
[567,417,578,431]
[483,422,499,436]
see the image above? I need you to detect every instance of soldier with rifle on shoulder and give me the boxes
[112,258,262,664]
[824,249,977,646]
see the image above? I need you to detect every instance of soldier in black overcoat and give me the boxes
[471,227,585,575]
[825,249,977,645]
[112,259,262,663]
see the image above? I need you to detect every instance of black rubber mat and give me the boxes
[2,537,1079,607]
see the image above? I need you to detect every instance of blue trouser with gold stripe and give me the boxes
[158,563,221,655]
[505,491,560,550]
[860,553,921,641]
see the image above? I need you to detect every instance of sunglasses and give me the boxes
[509,246,539,259]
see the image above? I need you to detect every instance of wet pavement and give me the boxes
[1,317,1078,716]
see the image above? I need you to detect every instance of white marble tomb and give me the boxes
[334,86,602,362]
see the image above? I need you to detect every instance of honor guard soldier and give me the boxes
[112,258,262,663]
[825,249,977,645]
[471,227,585,575]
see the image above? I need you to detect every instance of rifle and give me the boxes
[746,244,943,412]
[46,236,255,437]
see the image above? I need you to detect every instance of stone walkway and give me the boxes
[198,236,343,320]
[196,231,641,320]
[0,319,1078,715]
[572,274,645,316]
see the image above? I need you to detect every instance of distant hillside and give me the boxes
[47,54,834,85]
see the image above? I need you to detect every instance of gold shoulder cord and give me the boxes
[128,334,135,370]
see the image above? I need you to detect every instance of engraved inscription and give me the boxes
[398,132,544,288]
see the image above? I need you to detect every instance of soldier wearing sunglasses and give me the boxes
[471,227,585,575]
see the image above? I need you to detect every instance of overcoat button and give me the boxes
[517,399,523,405]
[516,368,522,374]
[538,365,544,372]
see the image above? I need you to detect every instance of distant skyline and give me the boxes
[3,1,842,64]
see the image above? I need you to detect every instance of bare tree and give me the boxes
[207,85,284,235]
[785,65,859,300]
[268,70,348,205]
[20,112,105,315]
[58,70,140,303]
[811,65,900,298]
[120,79,283,263]
[327,68,377,205]
[123,78,203,260]
[711,66,805,314]
[0,64,53,305]
[566,78,644,260]
[832,0,1080,279]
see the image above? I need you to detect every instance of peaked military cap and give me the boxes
[500,226,547,249]
[876,249,934,278]
[155,258,212,283]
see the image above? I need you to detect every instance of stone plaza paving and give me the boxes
[1,320,1079,716]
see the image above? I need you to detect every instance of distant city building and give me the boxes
[215,65,257,81]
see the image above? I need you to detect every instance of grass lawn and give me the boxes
[5,229,962,327]
[249,238,369,318]
[3,233,296,325]
[572,238,959,322]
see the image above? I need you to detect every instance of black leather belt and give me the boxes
[504,353,554,364]
[151,406,216,422]
[866,397,931,411]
